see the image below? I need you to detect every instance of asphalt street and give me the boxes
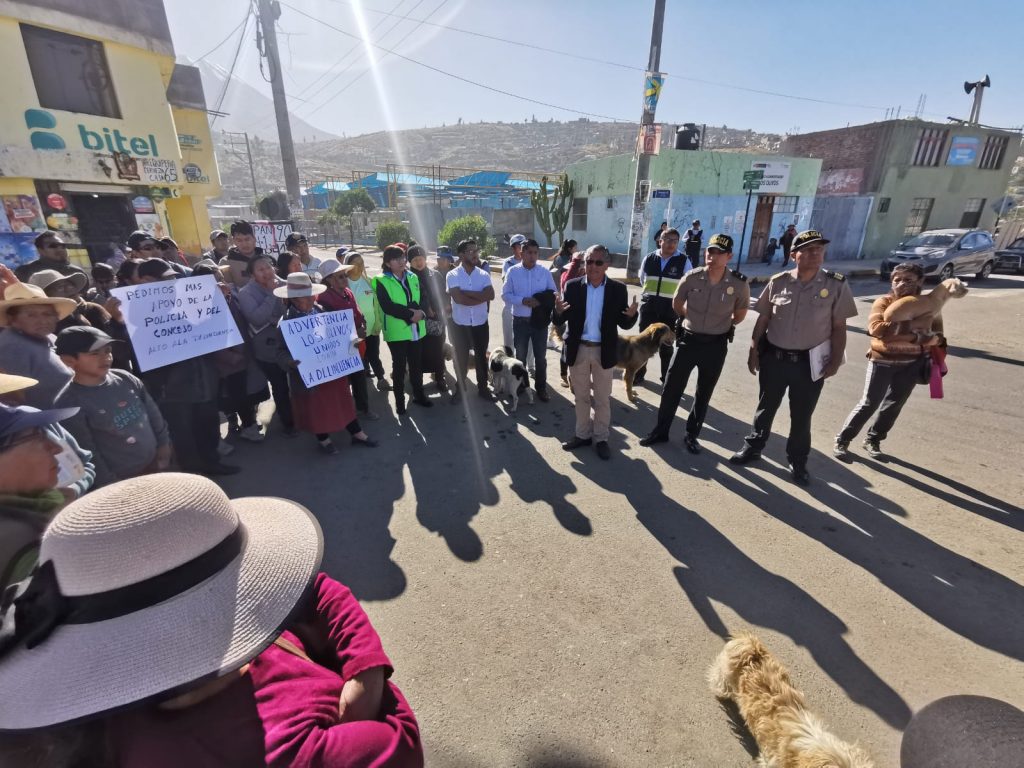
[218,258,1023,767]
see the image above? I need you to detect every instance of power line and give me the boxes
[211,4,254,124]
[194,5,253,63]
[278,2,633,123]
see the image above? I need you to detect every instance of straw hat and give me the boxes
[27,269,87,297]
[0,282,77,326]
[0,373,38,397]
[317,259,356,282]
[0,473,323,729]
[273,271,326,299]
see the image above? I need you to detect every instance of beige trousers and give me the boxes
[569,345,614,442]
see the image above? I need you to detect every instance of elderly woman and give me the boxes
[238,254,295,436]
[374,245,431,415]
[342,251,389,389]
[275,273,377,454]
[318,259,376,422]
[0,274,76,409]
[0,473,424,767]
[407,245,448,394]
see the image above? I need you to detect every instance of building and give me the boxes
[783,119,1022,260]
[0,0,220,270]
[557,150,821,264]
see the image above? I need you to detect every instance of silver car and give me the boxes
[881,229,996,281]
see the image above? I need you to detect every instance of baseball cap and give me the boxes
[436,246,454,261]
[707,234,734,252]
[126,231,157,251]
[137,259,177,281]
[334,247,349,259]
[210,229,228,241]
[0,403,79,446]
[509,234,527,247]
[55,326,117,357]
[791,230,830,250]
[285,232,308,247]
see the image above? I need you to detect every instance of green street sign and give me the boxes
[743,170,764,182]
[742,180,761,191]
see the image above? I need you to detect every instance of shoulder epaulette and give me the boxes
[731,268,747,282]
[823,269,846,282]
[771,271,789,281]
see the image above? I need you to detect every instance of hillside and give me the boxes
[212,119,783,204]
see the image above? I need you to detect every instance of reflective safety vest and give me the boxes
[640,251,689,300]
[375,272,426,342]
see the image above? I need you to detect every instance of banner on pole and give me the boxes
[279,309,364,388]
[643,72,665,116]
[638,124,663,156]
[110,275,243,372]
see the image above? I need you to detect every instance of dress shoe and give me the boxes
[639,432,669,447]
[595,441,611,460]
[683,434,702,455]
[318,440,339,456]
[376,378,392,392]
[412,397,434,408]
[561,436,592,451]
[351,436,379,448]
[728,446,762,465]
[395,400,407,416]
[789,462,810,486]
[536,389,550,402]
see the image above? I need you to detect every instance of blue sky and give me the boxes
[166,0,1024,139]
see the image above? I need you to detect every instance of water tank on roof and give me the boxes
[675,123,701,151]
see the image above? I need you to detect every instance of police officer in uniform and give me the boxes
[729,230,858,485]
[640,234,750,454]
[635,227,691,384]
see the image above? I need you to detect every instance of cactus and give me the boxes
[531,175,575,247]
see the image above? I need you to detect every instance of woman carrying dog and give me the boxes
[375,245,431,415]
[0,473,423,766]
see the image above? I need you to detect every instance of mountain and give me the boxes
[192,59,339,143]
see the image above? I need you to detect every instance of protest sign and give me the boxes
[110,275,243,372]
[279,309,363,387]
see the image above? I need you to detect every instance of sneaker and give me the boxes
[239,424,265,442]
[832,440,850,459]
[318,439,339,455]
[862,438,884,459]
[728,446,762,465]
[217,440,234,457]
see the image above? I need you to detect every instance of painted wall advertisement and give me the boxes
[750,161,791,194]
[947,136,980,166]
[280,309,364,388]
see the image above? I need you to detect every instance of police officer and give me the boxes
[640,234,750,454]
[636,227,691,384]
[728,230,858,485]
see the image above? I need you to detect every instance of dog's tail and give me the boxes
[780,709,877,767]
[706,631,771,699]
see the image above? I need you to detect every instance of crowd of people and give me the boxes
[0,218,975,766]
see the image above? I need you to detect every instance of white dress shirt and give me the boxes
[446,265,491,326]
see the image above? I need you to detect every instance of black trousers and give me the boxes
[685,245,701,270]
[743,348,825,464]
[637,298,676,381]
[220,369,258,429]
[162,400,221,470]
[350,369,369,413]
[257,360,293,429]
[837,360,919,444]
[363,334,386,378]
[387,339,424,404]
[451,321,489,392]
[651,336,728,439]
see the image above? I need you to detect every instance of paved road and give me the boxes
[220,261,1023,767]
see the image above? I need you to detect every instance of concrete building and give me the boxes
[556,150,821,265]
[783,119,1021,260]
[0,0,220,270]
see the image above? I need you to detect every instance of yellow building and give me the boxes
[0,0,220,269]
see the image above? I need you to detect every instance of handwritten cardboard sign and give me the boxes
[279,309,363,387]
[110,275,243,372]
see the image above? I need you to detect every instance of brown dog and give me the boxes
[615,322,674,403]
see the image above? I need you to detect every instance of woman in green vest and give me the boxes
[374,245,432,415]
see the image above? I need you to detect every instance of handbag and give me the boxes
[916,353,932,385]
[425,318,444,337]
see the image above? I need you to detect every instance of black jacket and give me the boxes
[554,276,637,369]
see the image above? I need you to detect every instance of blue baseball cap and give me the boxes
[0,403,79,446]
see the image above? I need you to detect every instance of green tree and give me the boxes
[330,189,376,246]
[531,175,574,247]
[436,215,493,258]
[376,219,411,250]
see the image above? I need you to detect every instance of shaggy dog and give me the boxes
[615,322,675,402]
[488,346,533,412]
[707,632,875,768]
[883,277,968,323]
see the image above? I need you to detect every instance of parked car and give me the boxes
[994,236,1024,274]
[881,229,996,281]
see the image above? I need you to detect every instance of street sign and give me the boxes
[742,180,761,191]
[743,170,764,182]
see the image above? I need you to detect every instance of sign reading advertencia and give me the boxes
[279,309,363,387]
[110,275,243,372]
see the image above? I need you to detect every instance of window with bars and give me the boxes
[979,135,1009,170]
[21,24,120,118]
[903,198,934,237]
[911,128,948,167]
[772,196,798,213]
[959,197,986,228]
[572,198,588,231]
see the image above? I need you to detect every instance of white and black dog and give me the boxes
[488,346,533,412]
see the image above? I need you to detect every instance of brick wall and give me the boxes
[782,123,887,194]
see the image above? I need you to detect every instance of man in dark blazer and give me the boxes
[553,244,639,460]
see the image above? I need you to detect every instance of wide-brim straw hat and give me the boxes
[273,271,327,298]
[0,373,38,397]
[0,282,77,326]
[27,269,88,297]
[318,259,356,282]
[0,473,323,730]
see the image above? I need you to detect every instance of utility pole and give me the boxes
[256,0,301,208]
[625,0,667,280]
[222,130,260,210]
